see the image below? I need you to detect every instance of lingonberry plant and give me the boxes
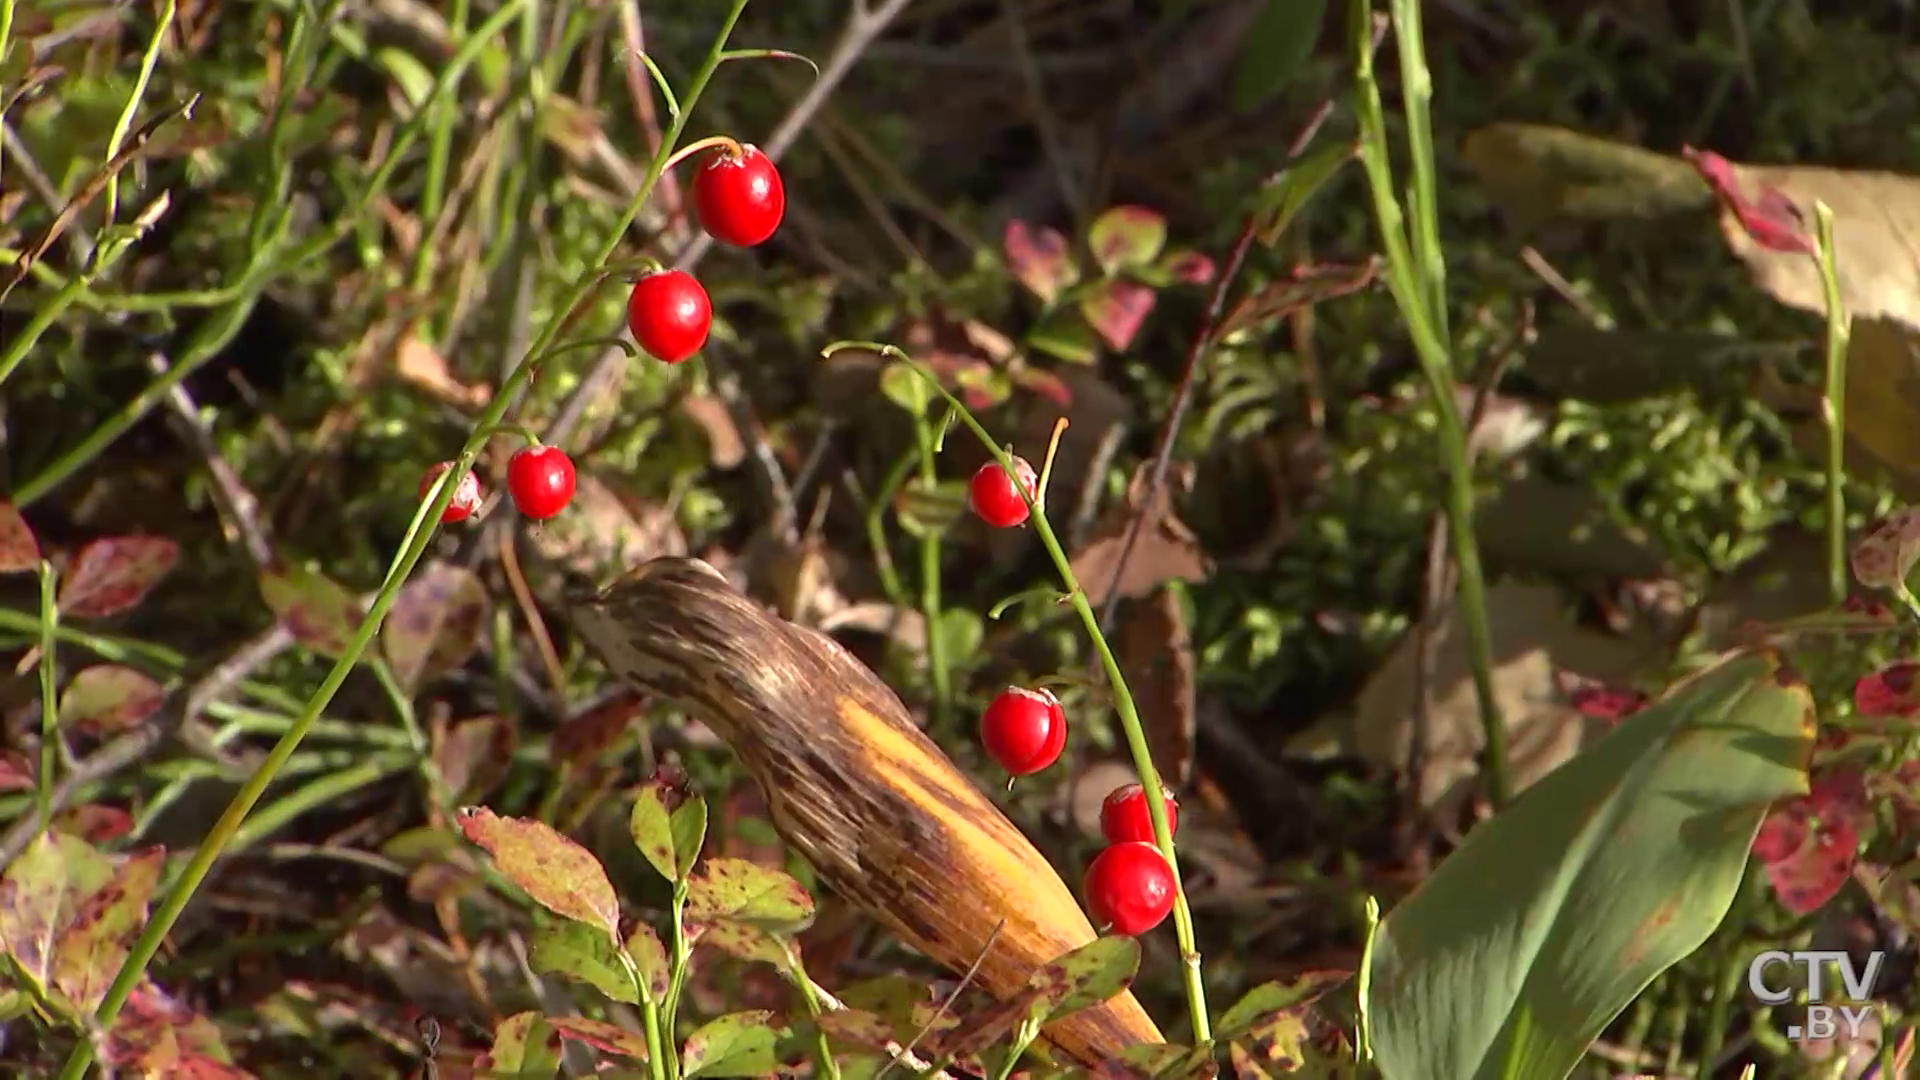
[692,144,786,247]
[506,443,578,521]
[980,685,1069,777]
[627,268,714,364]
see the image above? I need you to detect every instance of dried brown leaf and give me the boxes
[1116,587,1197,787]
[1070,462,1212,608]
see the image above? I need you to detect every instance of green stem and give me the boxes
[100,0,176,225]
[1350,0,1508,808]
[55,4,754,1075]
[1812,201,1851,607]
[662,879,694,1080]
[911,413,951,727]
[35,562,58,834]
[826,342,1211,1042]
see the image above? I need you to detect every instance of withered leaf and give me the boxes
[1116,586,1197,787]
[1070,461,1212,608]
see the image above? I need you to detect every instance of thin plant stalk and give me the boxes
[1812,201,1851,607]
[823,341,1211,1043]
[56,4,754,1075]
[1350,0,1509,807]
[35,562,57,835]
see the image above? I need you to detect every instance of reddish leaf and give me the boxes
[0,830,113,989]
[455,806,620,936]
[383,561,489,690]
[1003,220,1078,304]
[1088,205,1168,275]
[1683,146,1816,255]
[1755,769,1870,914]
[553,689,648,768]
[55,804,135,844]
[435,715,516,802]
[56,536,178,617]
[1079,279,1157,351]
[1557,671,1650,727]
[548,1016,651,1061]
[1850,507,1920,590]
[259,562,364,658]
[107,978,240,1070]
[0,502,39,574]
[58,665,166,734]
[0,750,37,792]
[54,846,166,1012]
[1855,661,1920,718]
[1160,250,1217,285]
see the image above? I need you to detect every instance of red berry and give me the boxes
[969,456,1037,528]
[420,461,483,523]
[1100,783,1179,845]
[692,144,785,247]
[628,270,712,364]
[1084,842,1176,937]
[506,444,577,520]
[980,686,1067,776]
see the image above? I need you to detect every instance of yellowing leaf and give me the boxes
[456,807,620,937]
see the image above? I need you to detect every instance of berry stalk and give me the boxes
[821,340,1212,1042]
[56,5,758,1076]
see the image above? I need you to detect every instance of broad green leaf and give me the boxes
[51,847,166,1013]
[1231,0,1330,112]
[879,361,935,415]
[57,665,165,734]
[1025,935,1140,1025]
[681,1010,796,1078]
[1251,139,1357,247]
[684,857,815,934]
[1027,308,1101,364]
[628,774,709,884]
[456,806,621,937]
[626,923,671,1002]
[260,561,364,658]
[934,609,984,668]
[1087,206,1167,275]
[481,1011,562,1078]
[1365,648,1816,1080]
[529,920,638,1004]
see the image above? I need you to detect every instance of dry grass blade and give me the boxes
[566,557,1164,1067]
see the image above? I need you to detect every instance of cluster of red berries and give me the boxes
[977,684,1180,937]
[416,142,787,526]
[627,145,785,364]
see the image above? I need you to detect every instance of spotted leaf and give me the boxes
[260,562,364,658]
[57,536,178,617]
[383,561,489,690]
[456,806,620,937]
[57,665,165,735]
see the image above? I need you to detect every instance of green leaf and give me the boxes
[57,665,165,734]
[529,919,638,1004]
[260,561,365,658]
[681,1010,797,1078]
[1024,935,1140,1026]
[0,830,114,996]
[934,609,984,667]
[1251,138,1357,247]
[894,480,969,540]
[1088,206,1167,275]
[480,1012,562,1077]
[52,847,166,1013]
[700,919,793,970]
[1231,0,1329,112]
[382,561,489,692]
[879,361,935,416]
[455,806,621,938]
[1027,308,1102,365]
[1214,970,1350,1042]
[628,774,709,884]
[626,922,672,1002]
[684,857,816,934]
[1365,649,1816,1080]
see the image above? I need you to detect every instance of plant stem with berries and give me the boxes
[56,5,756,1076]
[822,340,1212,1043]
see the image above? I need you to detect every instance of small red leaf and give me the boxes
[553,689,649,769]
[56,536,178,617]
[1756,769,1869,915]
[56,804,136,844]
[1855,661,1920,718]
[1160,250,1217,285]
[1088,205,1168,275]
[1004,220,1078,304]
[58,665,167,735]
[1682,146,1816,255]
[0,751,36,792]
[259,562,365,657]
[1079,279,1157,351]
[548,1016,651,1061]
[455,806,621,936]
[0,503,40,574]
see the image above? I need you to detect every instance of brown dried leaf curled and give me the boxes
[1116,587,1197,788]
[1070,461,1213,608]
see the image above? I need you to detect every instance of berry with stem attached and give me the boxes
[1084,842,1176,937]
[969,455,1038,528]
[628,270,713,364]
[1100,783,1179,846]
[506,444,578,520]
[420,462,483,523]
[980,686,1067,776]
[693,144,785,247]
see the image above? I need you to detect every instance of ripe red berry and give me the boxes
[1100,783,1180,845]
[980,686,1067,776]
[420,461,483,523]
[628,270,712,364]
[693,144,785,247]
[1084,842,1176,937]
[506,444,577,521]
[968,456,1037,528]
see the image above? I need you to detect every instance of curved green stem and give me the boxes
[55,4,755,1075]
